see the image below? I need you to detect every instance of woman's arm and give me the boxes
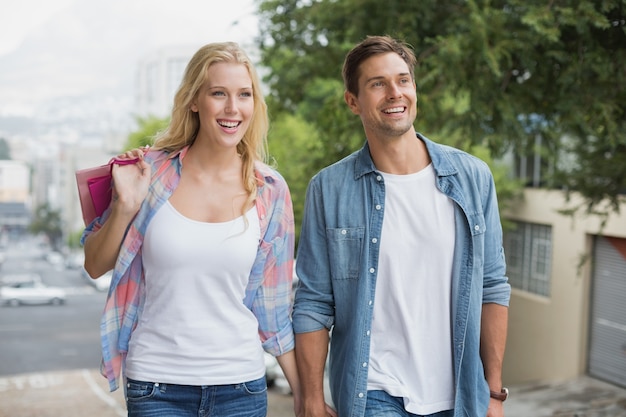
[83,152,150,278]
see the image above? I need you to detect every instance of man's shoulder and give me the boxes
[421,134,491,175]
[313,149,362,180]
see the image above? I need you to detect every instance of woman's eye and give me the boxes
[240,91,252,98]
[212,91,226,96]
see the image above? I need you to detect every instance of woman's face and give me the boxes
[190,62,254,151]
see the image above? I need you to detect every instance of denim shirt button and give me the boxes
[362,362,367,367]
[371,238,378,243]
[358,392,364,398]
[474,224,480,231]
[341,229,347,235]
[369,268,375,273]
[376,175,382,181]
[375,204,381,210]
[368,300,372,306]
[366,330,371,336]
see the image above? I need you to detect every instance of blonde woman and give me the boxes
[82,42,300,416]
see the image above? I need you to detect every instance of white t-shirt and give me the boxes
[367,164,456,414]
[125,201,264,385]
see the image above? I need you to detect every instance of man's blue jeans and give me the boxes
[364,390,454,417]
[125,376,267,417]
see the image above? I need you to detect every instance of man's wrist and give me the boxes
[489,387,509,401]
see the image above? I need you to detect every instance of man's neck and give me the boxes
[367,130,431,175]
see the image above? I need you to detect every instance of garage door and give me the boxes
[588,236,626,387]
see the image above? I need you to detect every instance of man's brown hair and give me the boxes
[342,35,417,96]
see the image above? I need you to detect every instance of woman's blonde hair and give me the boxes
[152,42,269,209]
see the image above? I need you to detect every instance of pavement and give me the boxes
[1,369,625,416]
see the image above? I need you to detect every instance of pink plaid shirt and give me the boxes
[82,147,295,391]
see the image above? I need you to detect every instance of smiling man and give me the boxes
[293,35,511,417]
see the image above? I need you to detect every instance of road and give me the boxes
[0,237,295,416]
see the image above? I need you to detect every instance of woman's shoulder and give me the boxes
[254,160,288,187]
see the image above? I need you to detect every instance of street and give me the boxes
[0,236,295,416]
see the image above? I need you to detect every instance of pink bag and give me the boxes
[75,157,139,226]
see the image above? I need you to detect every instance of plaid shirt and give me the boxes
[81,147,295,391]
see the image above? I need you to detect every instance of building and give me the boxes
[502,185,626,387]
[0,160,31,237]
[0,160,30,203]
[135,44,199,118]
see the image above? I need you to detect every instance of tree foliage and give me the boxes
[125,115,170,150]
[29,204,63,250]
[256,0,626,216]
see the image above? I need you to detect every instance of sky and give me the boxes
[0,0,260,115]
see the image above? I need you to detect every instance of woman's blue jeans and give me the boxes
[364,390,454,417]
[125,376,267,417]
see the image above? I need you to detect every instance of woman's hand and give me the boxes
[110,150,151,217]
[115,146,149,161]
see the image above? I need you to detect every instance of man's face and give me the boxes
[345,52,417,141]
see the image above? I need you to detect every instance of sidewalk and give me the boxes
[505,376,626,417]
[0,368,293,417]
[1,369,625,416]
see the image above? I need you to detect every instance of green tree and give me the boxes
[29,204,63,250]
[125,115,170,150]
[268,113,324,245]
[257,0,625,216]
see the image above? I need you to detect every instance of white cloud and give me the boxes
[0,0,76,56]
[0,0,259,113]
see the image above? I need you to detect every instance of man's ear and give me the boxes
[344,91,360,115]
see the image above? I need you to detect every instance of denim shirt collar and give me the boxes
[354,132,459,179]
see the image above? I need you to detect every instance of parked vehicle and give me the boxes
[0,273,42,287]
[0,280,67,306]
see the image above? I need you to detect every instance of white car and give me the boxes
[0,280,67,306]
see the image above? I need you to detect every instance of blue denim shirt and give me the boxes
[293,133,510,417]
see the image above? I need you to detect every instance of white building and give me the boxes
[0,160,30,203]
[135,44,199,118]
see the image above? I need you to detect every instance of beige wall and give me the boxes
[503,188,626,385]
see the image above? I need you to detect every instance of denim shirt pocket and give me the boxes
[326,227,364,280]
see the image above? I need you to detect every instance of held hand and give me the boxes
[110,158,151,217]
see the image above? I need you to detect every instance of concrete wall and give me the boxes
[503,188,626,385]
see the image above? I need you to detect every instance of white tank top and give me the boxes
[125,200,264,385]
[367,164,456,414]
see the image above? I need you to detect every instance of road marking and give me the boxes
[81,368,125,416]
[0,373,64,391]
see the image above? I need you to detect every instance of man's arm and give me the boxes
[295,329,336,417]
[481,302,508,416]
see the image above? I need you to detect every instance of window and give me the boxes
[503,221,552,296]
